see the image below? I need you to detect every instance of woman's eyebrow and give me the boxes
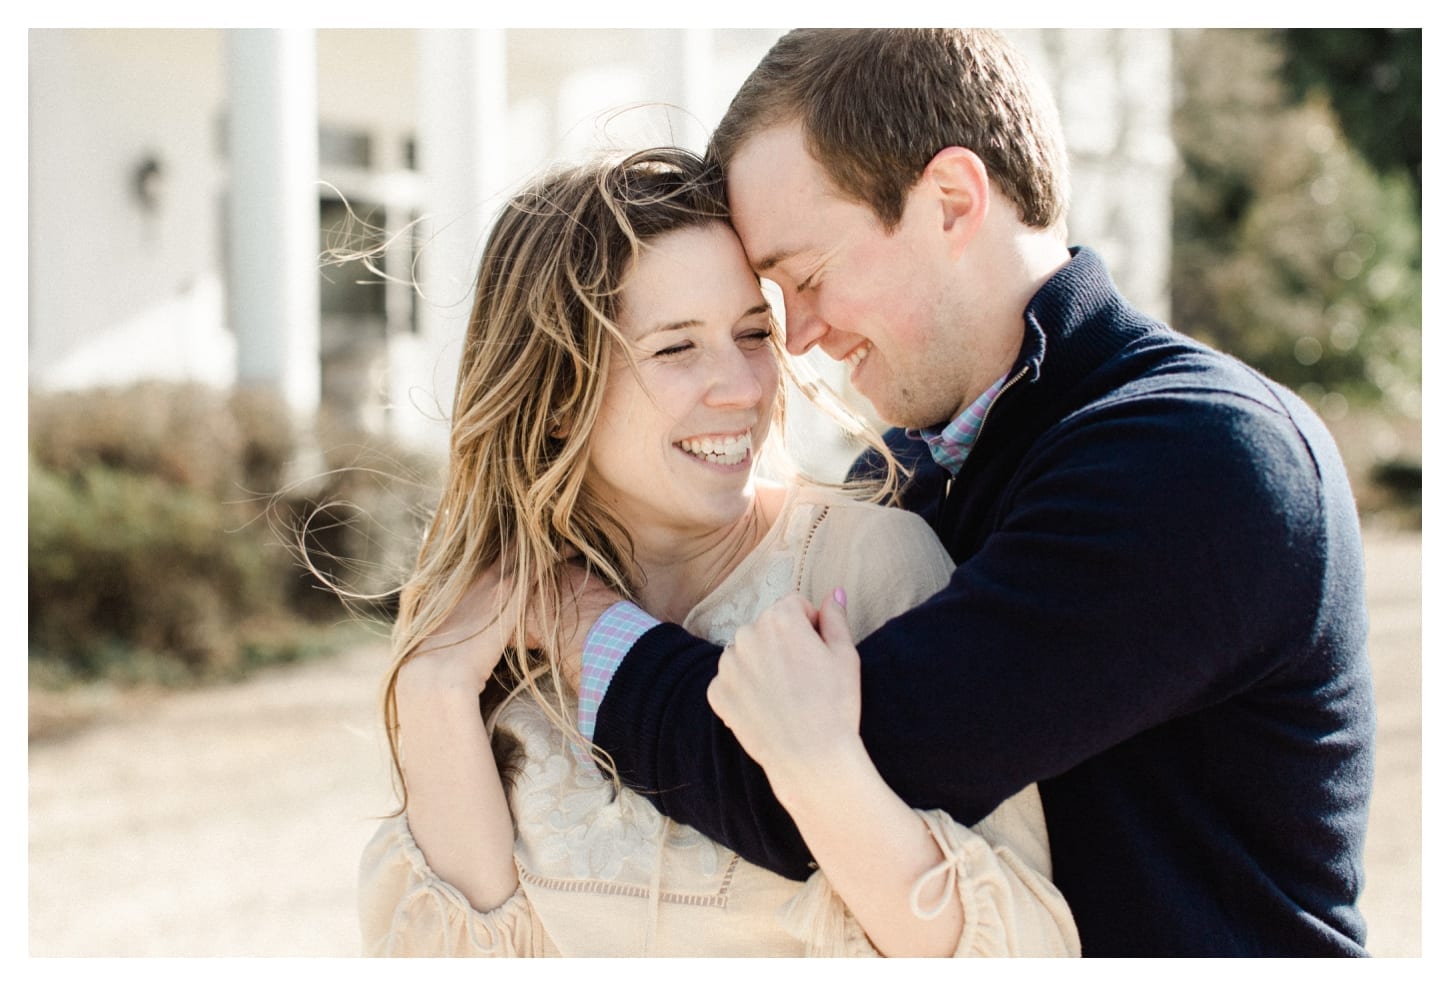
[639,319,701,337]
[638,304,770,338]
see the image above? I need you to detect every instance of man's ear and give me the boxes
[921,146,990,255]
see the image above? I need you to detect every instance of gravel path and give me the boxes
[1355,529,1423,958]
[28,640,396,957]
[28,532,1422,957]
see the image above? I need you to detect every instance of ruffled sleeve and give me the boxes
[776,869,879,957]
[358,814,537,957]
[777,804,1080,957]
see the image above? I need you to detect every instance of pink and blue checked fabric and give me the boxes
[904,372,1009,476]
[577,600,660,744]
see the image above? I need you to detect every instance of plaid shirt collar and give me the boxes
[904,372,1009,477]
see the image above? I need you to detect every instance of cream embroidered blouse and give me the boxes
[358,485,1081,957]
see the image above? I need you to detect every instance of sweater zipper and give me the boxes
[942,361,1032,503]
[980,361,1033,433]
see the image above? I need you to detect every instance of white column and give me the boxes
[226,28,320,415]
[402,28,510,448]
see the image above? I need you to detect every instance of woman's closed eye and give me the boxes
[652,329,770,358]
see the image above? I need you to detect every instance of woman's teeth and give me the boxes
[678,433,752,466]
[847,342,871,368]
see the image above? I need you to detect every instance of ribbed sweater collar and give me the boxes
[1014,245,1153,389]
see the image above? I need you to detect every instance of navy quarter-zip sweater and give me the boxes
[593,248,1374,956]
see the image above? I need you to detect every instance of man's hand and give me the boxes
[707,589,864,802]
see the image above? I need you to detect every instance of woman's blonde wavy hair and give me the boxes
[383,147,898,808]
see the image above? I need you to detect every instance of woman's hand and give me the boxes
[707,589,865,800]
[709,589,970,957]
[402,567,520,696]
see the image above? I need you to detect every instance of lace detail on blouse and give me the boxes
[498,693,726,885]
[685,497,820,647]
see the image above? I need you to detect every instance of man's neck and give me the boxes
[950,227,1070,420]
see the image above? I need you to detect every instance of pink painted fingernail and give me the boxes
[833,587,847,608]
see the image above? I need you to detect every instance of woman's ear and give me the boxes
[920,146,990,255]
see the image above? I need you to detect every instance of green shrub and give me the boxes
[28,382,442,686]
[29,458,289,679]
[30,382,249,497]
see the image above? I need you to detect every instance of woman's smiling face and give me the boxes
[584,222,780,544]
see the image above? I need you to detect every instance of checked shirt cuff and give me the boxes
[577,600,660,745]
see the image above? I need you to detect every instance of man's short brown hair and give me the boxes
[708,28,1069,232]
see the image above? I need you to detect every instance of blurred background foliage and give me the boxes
[29,382,438,697]
[1172,28,1421,524]
[29,28,1421,697]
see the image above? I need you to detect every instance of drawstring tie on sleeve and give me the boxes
[899,841,968,922]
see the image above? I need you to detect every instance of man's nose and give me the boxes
[783,295,829,357]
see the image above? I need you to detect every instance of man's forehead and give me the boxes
[725,173,812,273]
[725,125,858,273]
[724,122,817,212]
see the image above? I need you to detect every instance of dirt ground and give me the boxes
[28,531,1423,957]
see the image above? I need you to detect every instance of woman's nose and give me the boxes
[707,347,766,407]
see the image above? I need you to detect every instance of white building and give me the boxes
[28,28,1174,478]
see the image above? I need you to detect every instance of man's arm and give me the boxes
[581,431,951,876]
[596,396,1339,877]
[594,622,816,876]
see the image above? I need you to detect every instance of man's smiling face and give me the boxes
[725,121,982,430]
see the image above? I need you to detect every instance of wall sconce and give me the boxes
[131,154,164,214]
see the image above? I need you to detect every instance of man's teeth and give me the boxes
[847,343,871,368]
[678,433,752,465]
